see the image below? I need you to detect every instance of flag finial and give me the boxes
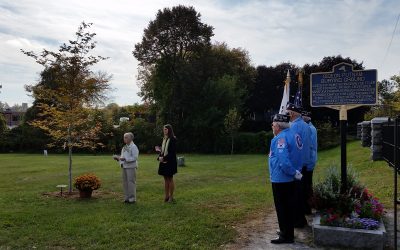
[285,70,291,85]
[298,69,304,86]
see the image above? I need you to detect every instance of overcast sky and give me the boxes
[0,0,399,106]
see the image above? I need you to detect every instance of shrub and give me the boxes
[312,166,361,214]
[315,166,384,230]
[74,173,101,191]
[314,121,340,150]
[234,131,273,154]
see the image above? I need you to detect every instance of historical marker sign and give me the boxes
[310,63,377,107]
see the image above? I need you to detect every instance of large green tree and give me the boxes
[133,6,255,152]
[22,22,111,192]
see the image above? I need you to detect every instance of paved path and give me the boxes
[225,210,399,250]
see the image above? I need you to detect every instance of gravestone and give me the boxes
[361,121,372,147]
[357,122,362,139]
[370,117,389,161]
[177,156,185,167]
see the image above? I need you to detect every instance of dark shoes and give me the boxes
[124,200,135,204]
[270,237,294,244]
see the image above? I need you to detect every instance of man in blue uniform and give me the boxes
[269,114,302,244]
[302,110,318,214]
[286,103,310,228]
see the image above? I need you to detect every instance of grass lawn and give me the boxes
[0,141,394,249]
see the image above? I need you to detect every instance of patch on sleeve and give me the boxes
[277,138,286,149]
[295,133,303,150]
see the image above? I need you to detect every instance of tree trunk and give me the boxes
[231,135,234,155]
[68,146,72,193]
[68,126,73,193]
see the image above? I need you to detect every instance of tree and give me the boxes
[0,114,6,135]
[365,75,400,119]
[133,6,257,152]
[224,108,243,155]
[245,63,298,131]
[133,5,214,67]
[0,102,9,111]
[133,5,214,107]
[21,22,111,192]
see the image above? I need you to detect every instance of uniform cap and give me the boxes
[286,103,302,113]
[272,114,290,123]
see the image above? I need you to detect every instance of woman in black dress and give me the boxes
[156,124,177,202]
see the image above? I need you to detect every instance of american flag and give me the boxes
[294,84,302,108]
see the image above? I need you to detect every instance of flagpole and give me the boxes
[279,70,291,114]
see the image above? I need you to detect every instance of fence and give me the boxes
[382,117,400,172]
[382,116,400,250]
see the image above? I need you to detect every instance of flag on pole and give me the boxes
[294,70,303,108]
[294,85,302,108]
[279,70,291,114]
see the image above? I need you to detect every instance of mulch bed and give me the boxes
[41,190,120,199]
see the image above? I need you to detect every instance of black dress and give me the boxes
[158,137,177,177]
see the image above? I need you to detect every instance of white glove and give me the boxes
[295,170,303,180]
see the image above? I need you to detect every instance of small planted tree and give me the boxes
[21,22,111,192]
[224,108,243,155]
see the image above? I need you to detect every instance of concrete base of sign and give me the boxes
[312,215,386,250]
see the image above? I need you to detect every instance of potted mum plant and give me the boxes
[73,173,101,198]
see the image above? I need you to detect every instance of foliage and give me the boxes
[214,131,273,154]
[314,121,340,150]
[313,166,360,212]
[133,5,213,67]
[73,173,101,191]
[224,108,243,154]
[364,75,400,119]
[0,114,6,135]
[133,6,256,153]
[246,55,368,132]
[314,166,384,230]
[235,131,273,154]
[0,124,50,153]
[21,22,111,192]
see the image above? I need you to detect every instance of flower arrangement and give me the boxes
[313,166,384,230]
[343,218,380,230]
[73,173,101,191]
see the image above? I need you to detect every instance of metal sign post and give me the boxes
[340,105,348,193]
[311,63,377,193]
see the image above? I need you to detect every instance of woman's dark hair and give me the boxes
[164,124,176,138]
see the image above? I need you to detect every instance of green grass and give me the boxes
[0,141,394,249]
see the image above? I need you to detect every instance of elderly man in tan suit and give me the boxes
[114,132,139,204]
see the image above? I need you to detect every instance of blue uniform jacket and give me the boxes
[268,128,297,183]
[289,117,311,170]
[308,122,318,171]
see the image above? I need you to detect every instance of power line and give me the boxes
[382,13,400,66]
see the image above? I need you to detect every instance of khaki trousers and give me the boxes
[122,167,137,202]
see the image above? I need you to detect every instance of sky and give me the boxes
[0,0,399,106]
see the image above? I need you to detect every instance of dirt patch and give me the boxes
[41,190,120,199]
